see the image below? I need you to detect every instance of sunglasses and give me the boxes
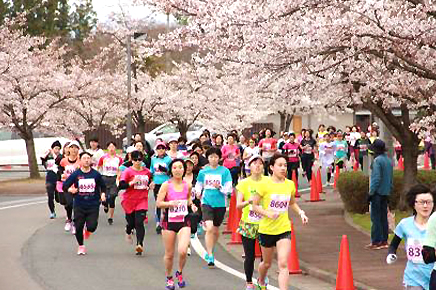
[132,158,143,162]
[157,147,166,150]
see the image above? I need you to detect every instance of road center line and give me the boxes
[190,236,280,290]
[0,201,46,210]
[0,196,46,207]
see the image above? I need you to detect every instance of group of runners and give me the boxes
[39,124,436,290]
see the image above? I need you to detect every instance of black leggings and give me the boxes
[125,210,147,246]
[74,206,99,246]
[241,236,260,283]
[286,161,299,180]
[46,183,56,213]
[301,154,314,181]
[153,185,162,223]
[229,166,240,187]
[430,270,436,290]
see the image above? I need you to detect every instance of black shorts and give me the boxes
[201,205,226,227]
[161,219,191,233]
[258,231,291,248]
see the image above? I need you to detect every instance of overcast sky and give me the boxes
[91,0,168,23]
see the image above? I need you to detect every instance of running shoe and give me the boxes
[108,218,113,225]
[175,271,186,288]
[165,277,175,290]
[207,253,215,268]
[103,205,109,213]
[377,241,389,249]
[125,233,133,244]
[365,243,382,250]
[70,223,76,235]
[187,246,191,256]
[84,229,92,240]
[64,221,71,232]
[156,225,162,235]
[135,245,143,256]
[144,216,148,224]
[77,245,86,255]
[49,212,56,219]
[245,283,255,290]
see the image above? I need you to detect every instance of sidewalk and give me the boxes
[218,186,406,290]
[0,178,45,195]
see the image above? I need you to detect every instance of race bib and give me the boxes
[337,145,346,151]
[325,147,334,154]
[263,143,271,150]
[134,174,149,190]
[154,162,167,175]
[169,200,188,222]
[78,178,96,194]
[288,149,297,158]
[65,165,77,176]
[204,174,222,190]
[304,146,312,154]
[406,238,424,264]
[360,145,368,151]
[268,194,290,213]
[103,158,119,176]
[248,205,263,223]
[46,159,57,172]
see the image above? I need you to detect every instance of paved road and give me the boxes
[1,193,317,290]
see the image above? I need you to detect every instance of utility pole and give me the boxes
[126,35,132,148]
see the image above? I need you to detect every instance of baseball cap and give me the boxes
[168,137,178,144]
[67,141,80,149]
[248,155,263,166]
[155,141,167,150]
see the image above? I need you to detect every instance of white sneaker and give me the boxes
[187,246,191,256]
[64,221,71,232]
[77,245,86,255]
[70,224,76,235]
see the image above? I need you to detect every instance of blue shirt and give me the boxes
[334,140,348,160]
[62,168,106,209]
[195,165,232,208]
[395,216,433,289]
[150,155,172,185]
[369,153,393,195]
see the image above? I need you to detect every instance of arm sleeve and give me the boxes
[221,168,233,194]
[118,180,129,190]
[423,246,436,264]
[388,235,402,255]
[98,173,107,193]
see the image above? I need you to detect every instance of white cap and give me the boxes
[67,141,80,149]
[248,154,263,166]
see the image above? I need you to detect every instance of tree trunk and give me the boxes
[285,114,293,132]
[278,111,286,132]
[23,130,41,179]
[136,111,146,138]
[177,121,189,141]
[398,134,420,210]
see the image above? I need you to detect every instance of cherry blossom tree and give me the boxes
[137,0,436,207]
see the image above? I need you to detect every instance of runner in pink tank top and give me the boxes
[157,159,198,290]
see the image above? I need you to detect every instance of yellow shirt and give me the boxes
[236,176,267,225]
[257,177,295,235]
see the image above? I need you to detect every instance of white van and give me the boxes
[0,129,70,166]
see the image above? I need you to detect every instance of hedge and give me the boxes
[337,170,436,214]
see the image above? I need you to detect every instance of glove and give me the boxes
[386,254,397,264]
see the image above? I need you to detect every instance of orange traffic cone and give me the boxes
[227,209,242,245]
[398,155,404,171]
[254,239,262,258]
[424,152,430,170]
[292,170,300,198]
[288,223,303,274]
[307,176,324,202]
[333,166,340,189]
[223,190,236,234]
[316,168,323,194]
[336,235,355,290]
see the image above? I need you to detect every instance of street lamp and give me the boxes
[126,32,147,148]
